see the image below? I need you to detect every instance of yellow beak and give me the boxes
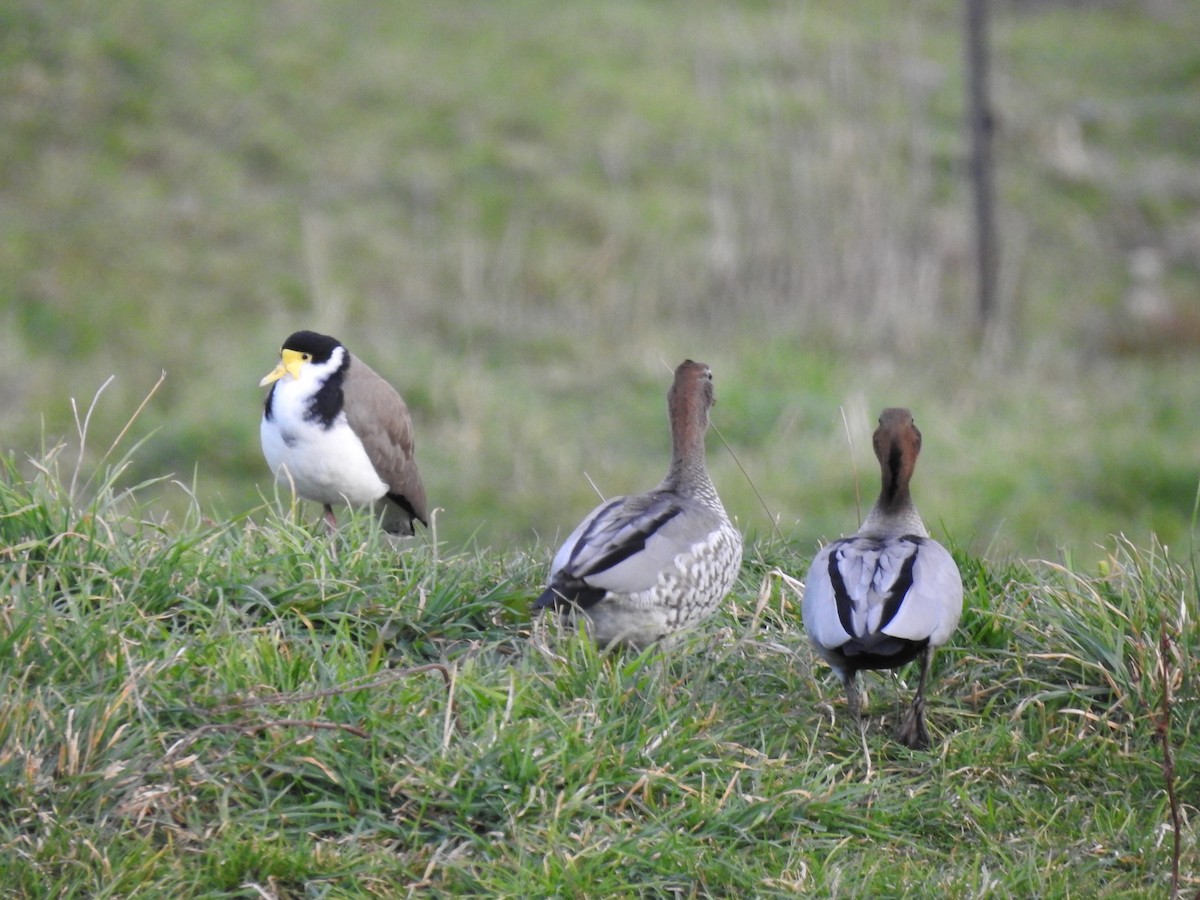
[259,348,307,386]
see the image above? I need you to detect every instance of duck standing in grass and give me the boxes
[534,360,743,649]
[260,330,428,535]
[802,408,963,748]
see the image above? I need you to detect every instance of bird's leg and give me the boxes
[843,671,862,723]
[842,671,867,739]
[844,672,873,778]
[322,504,338,534]
[897,645,933,749]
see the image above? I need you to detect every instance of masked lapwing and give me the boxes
[260,330,428,535]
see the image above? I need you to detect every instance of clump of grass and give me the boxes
[1009,537,1195,730]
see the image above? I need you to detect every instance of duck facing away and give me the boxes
[802,408,963,749]
[260,330,428,535]
[534,360,743,649]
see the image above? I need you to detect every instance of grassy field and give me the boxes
[0,429,1196,896]
[2,0,1200,895]
[2,0,1199,562]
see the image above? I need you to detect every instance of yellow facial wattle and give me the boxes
[259,348,308,386]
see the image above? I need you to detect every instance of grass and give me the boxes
[2,0,1200,564]
[2,1,1200,892]
[0,406,1196,897]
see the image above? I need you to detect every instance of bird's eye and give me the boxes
[302,354,311,361]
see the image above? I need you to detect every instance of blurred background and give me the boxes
[1,0,1198,565]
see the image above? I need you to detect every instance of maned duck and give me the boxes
[802,408,962,748]
[534,360,743,648]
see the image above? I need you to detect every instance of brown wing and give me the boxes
[341,354,428,527]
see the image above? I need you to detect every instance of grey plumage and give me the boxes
[535,360,743,648]
[802,408,963,748]
[339,354,428,531]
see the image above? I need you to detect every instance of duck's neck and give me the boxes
[861,442,927,537]
[861,494,927,538]
[660,388,715,501]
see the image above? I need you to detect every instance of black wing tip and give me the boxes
[533,582,607,612]
[532,588,560,611]
[385,492,428,530]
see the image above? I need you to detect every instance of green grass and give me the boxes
[2,2,1200,891]
[1,424,1196,896]
[2,0,1200,565]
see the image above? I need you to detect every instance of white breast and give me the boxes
[261,379,388,507]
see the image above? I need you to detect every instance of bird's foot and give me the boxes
[896,696,930,750]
